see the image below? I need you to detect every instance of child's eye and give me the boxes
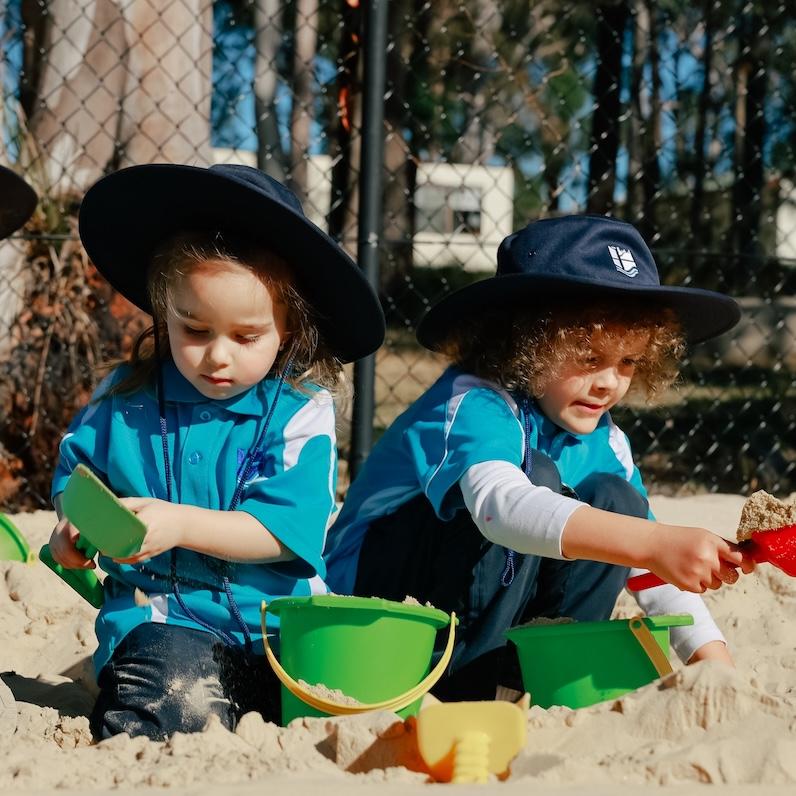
[238,335,261,345]
[184,326,208,336]
[622,357,639,366]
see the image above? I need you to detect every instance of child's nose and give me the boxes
[205,337,231,366]
[593,366,619,390]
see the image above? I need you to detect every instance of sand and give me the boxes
[737,491,796,540]
[2,496,796,795]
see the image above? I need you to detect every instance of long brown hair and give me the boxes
[105,232,346,398]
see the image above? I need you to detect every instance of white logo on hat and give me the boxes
[608,246,638,277]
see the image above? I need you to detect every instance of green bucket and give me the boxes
[505,614,693,709]
[264,595,453,725]
[0,513,35,563]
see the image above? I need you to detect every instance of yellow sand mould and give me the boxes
[413,692,529,783]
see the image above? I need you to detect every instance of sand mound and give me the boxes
[2,496,796,794]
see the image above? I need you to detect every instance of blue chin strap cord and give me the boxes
[500,393,535,588]
[153,323,295,652]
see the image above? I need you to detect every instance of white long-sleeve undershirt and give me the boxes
[460,460,726,663]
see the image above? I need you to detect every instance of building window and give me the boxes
[416,183,482,235]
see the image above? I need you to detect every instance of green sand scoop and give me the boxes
[40,465,147,608]
[0,513,36,563]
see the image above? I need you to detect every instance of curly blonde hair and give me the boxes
[437,300,685,403]
[106,232,347,398]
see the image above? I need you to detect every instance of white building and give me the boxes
[212,149,514,272]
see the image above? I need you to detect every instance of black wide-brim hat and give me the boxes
[0,165,37,240]
[417,214,740,349]
[78,163,385,363]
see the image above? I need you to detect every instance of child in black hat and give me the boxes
[47,163,384,738]
[0,165,37,239]
[325,214,754,701]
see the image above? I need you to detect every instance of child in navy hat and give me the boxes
[47,163,384,738]
[325,214,753,701]
[0,165,37,239]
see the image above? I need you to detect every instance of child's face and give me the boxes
[166,259,290,399]
[537,326,649,435]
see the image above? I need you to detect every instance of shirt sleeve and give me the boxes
[237,392,336,578]
[408,386,524,520]
[461,460,584,559]
[51,371,119,499]
[627,568,726,662]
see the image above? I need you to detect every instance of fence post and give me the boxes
[349,0,389,481]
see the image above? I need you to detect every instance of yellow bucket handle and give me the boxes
[260,600,456,716]
[628,615,673,678]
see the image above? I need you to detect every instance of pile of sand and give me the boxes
[2,496,796,795]
[737,490,796,540]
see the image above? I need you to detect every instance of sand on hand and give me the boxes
[3,496,796,795]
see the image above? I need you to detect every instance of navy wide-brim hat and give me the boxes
[417,214,740,348]
[78,163,385,363]
[0,165,37,240]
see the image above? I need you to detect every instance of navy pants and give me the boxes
[354,452,649,700]
[90,623,281,740]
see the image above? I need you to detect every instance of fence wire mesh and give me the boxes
[1,0,795,510]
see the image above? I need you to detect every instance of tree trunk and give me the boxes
[289,0,319,201]
[627,0,647,221]
[587,1,630,214]
[690,1,713,248]
[327,0,362,254]
[21,0,214,197]
[381,0,418,288]
[254,0,287,180]
[639,0,661,241]
[732,11,768,260]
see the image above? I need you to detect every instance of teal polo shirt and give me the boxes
[53,361,337,673]
[325,366,650,594]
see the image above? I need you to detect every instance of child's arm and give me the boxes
[113,499,294,564]
[462,460,750,593]
[687,641,734,665]
[561,506,747,592]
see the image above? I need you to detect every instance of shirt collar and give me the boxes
[150,360,270,417]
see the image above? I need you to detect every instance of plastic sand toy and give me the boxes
[628,522,796,591]
[506,614,693,709]
[0,513,35,563]
[413,693,528,783]
[261,596,456,724]
[39,464,147,607]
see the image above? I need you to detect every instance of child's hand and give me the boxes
[647,524,750,593]
[48,517,95,569]
[114,497,187,564]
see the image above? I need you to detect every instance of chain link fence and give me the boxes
[1,0,795,511]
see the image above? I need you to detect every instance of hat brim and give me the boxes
[0,166,37,239]
[416,274,741,349]
[78,164,384,363]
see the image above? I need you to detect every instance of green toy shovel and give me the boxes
[40,464,147,608]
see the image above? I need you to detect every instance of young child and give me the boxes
[0,165,37,239]
[47,163,384,738]
[324,214,753,700]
